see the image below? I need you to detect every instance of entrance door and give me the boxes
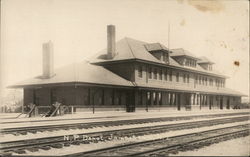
[126,91,135,112]
[220,97,223,109]
[209,96,213,110]
[226,98,230,109]
[177,93,181,111]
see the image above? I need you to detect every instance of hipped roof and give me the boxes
[170,48,200,60]
[10,61,134,88]
[10,37,244,96]
[198,56,215,64]
[91,37,226,78]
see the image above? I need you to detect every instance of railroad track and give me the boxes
[1,112,249,136]
[66,124,250,157]
[0,115,249,156]
[0,115,122,124]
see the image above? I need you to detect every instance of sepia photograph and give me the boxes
[0,0,249,156]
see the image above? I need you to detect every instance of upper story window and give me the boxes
[149,67,152,79]
[209,78,213,86]
[183,74,186,83]
[215,79,218,87]
[159,69,162,80]
[220,80,223,87]
[144,43,170,64]
[184,58,197,68]
[154,68,157,79]
[208,65,213,71]
[187,74,189,83]
[169,70,172,81]
[186,60,190,66]
[176,72,179,82]
[164,70,168,81]
[138,66,143,78]
[205,77,207,86]
[163,53,168,62]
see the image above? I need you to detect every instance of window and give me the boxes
[159,69,162,80]
[187,74,189,83]
[199,76,201,84]
[169,70,172,81]
[163,53,167,62]
[208,65,212,71]
[205,77,207,86]
[138,66,142,78]
[149,67,152,79]
[154,68,157,79]
[164,70,168,81]
[164,53,169,63]
[183,74,186,83]
[176,72,179,82]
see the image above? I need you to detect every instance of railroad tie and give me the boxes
[39,146,51,150]
[26,147,39,152]
[13,149,26,154]
[50,143,63,148]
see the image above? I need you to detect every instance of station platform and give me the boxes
[0,109,249,129]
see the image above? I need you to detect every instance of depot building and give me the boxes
[10,25,244,113]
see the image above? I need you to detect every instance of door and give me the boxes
[220,97,223,109]
[126,91,135,112]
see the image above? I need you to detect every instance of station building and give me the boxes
[10,25,244,113]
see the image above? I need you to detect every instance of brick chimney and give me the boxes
[107,25,116,59]
[42,41,54,79]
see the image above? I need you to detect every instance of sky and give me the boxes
[0,0,249,100]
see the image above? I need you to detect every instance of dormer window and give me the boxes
[170,48,199,68]
[144,43,171,64]
[183,58,197,68]
[197,56,214,71]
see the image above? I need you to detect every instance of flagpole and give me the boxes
[168,21,170,50]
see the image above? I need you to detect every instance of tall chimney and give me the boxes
[42,41,54,79]
[107,25,116,59]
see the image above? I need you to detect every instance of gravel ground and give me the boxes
[172,136,250,156]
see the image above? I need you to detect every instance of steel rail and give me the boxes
[1,112,249,135]
[67,124,250,157]
[0,116,249,155]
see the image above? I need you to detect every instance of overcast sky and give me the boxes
[0,0,249,99]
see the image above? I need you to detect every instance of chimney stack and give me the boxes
[107,25,116,59]
[42,41,54,79]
